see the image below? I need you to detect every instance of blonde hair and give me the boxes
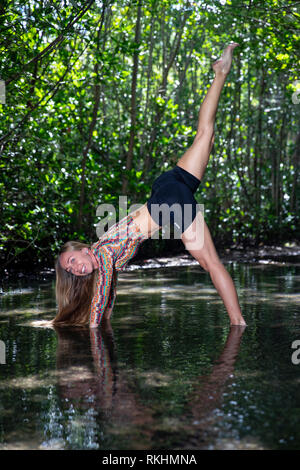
[53,241,98,326]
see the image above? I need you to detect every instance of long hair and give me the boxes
[53,241,98,326]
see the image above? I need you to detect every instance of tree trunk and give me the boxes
[77,5,107,230]
[278,112,287,225]
[121,0,142,195]
[139,4,156,171]
[290,131,300,215]
[246,61,251,183]
[271,126,277,210]
[254,69,265,209]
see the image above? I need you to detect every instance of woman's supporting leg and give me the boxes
[176,43,239,181]
[182,216,246,325]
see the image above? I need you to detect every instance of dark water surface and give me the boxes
[0,261,300,450]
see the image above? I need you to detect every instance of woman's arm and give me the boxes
[90,247,114,328]
[102,270,118,320]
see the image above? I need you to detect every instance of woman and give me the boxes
[54,43,247,328]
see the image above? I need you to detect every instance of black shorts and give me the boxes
[147,165,201,234]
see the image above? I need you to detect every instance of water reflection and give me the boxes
[51,322,247,450]
[0,263,299,450]
[53,322,155,449]
[55,324,117,411]
[146,325,248,450]
[189,326,246,420]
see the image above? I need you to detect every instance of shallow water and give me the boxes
[0,261,300,450]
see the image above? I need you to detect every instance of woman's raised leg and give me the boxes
[176,43,239,181]
[180,43,246,326]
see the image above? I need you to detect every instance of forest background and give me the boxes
[0,0,299,274]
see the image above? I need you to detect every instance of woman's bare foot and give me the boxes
[212,43,239,76]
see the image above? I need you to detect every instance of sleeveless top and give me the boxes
[90,214,147,325]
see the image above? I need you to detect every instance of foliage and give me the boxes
[0,0,299,271]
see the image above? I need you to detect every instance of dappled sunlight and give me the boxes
[1,288,36,297]
[0,374,54,390]
[273,293,300,305]
[117,278,218,303]
[138,370,174,388]
[55,366,95,385]
[116,315,146,325]
[23,320,55,328]
[238,287,300,307]
[128,257,199,271]
[0,307,53,317]
[0,439,45,451]
[0,366,97,391]
[212,436,266,450]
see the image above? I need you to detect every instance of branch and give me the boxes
[0,36,93,152]
[5,0,95,86]
[78,2,108,229]
[1,227,41,268]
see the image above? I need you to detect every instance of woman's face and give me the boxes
[59,248,97,276]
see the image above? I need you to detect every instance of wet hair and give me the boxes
[53,241,98,326]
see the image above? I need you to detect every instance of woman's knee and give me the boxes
[181,212,205,251]
[196,255,222,273]
[197,255,210,272]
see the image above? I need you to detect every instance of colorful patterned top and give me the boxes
[90,214,147,325]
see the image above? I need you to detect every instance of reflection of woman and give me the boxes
[54,323,246,449]
[172,326,247,449]
[189,326,246,418]
[54,322,155,445]
[55,324,117,410]
[53,44,246,328]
